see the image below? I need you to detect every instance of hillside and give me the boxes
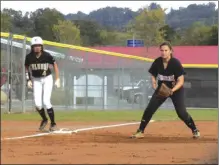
[65,2,218,31]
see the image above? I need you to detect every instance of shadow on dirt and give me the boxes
[35,132,218,144]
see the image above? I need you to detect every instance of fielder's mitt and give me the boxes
[157,83,172,98]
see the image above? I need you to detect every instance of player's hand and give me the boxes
[27,80,32,89]
[152,82,157,90]
[170,89,174,95]
[55,78,60,88]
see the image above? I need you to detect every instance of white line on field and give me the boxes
[1,120,155,141]
[1,133,51,140]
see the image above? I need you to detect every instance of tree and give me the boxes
[167,2,217,30]
[73,20,103,46]
[30,8,65,40]
[65,11,88,21]
[1,4,217,46]
[1,8,26,34]
[181,22,212,45]
[113,31,134,46]
[132,7,166,47]
[1,12,12,32]
[88,7,137,31]
[207,25,218,45]
[99,30,115,45]
[159,24,181,44]
[148,2,161,10]
[20,12,35,36]
[52,20,81,45]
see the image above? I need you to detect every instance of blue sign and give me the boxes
[127,39,144,47]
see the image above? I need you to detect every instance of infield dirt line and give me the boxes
[1,120,155,141]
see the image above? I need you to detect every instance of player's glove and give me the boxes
[27,80,33,89]
[157,83,173,98]
[55,78,60,88]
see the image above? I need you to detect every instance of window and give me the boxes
[184,81,191,88]
[201,81,218,88]
[185,88,218,98]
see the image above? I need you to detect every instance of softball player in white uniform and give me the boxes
[25,36,60,131]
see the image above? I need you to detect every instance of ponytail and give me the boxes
[170,53,173,58]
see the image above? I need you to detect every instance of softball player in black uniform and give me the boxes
[25,36,61,132]
[131,41,200,139]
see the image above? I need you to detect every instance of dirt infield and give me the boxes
[1,121,218,164]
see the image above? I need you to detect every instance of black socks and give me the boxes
[47,107,56,125]
[139,119,147,133]
[138,109,154,133]
[36,107,56,125]
[37,108,47,121]
[184,116,197,131]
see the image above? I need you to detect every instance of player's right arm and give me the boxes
[24,55,32,88]
[151,76,157,90]
[148,58,159,90]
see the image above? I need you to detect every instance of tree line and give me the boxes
[1,2,218,46]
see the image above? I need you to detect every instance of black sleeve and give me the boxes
[174,59,186,78]
[24,55,31,80]
[48,53,56,64]
[148,60,158,77]
[24,55,29,67]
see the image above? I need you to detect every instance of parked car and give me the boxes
[115,79,152,104]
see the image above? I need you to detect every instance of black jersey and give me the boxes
[148,57,186,89]
[25,51,56,78]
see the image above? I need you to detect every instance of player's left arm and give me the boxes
[53,62,61,88]
[48,53,60,88]
[53,62,60,80]
[172,59,186,93]
[172,75,184,92]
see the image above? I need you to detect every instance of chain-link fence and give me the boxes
[1,33,217,113]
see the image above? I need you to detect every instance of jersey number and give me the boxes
[42,71,46,76]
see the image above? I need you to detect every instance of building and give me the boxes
[89,46,218,108]
[1,36,217,108]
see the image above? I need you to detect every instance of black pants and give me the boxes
[138,88,197,132]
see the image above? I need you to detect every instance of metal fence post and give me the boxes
[85,52,88,110]
[8,34,13,113]
[117,58,120,109]
[6,34,10,113]
[21,37,26,113]
[102,54,105,110]
[131,72,134,109]
[121,60,124,107]
[104,76,107,110]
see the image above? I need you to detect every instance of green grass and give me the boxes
[1,109,218,122]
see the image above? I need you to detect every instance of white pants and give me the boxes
[33,75,53,110]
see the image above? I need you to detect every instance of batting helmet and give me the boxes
[31,36,43,46]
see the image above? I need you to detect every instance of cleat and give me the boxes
[49,123,58,132]
[130,129,144,139]
[192,129,200,139]
[39,119,48,131]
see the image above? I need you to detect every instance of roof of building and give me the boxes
[91,46,218,68]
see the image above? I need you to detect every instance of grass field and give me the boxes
[1,109,218,122]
